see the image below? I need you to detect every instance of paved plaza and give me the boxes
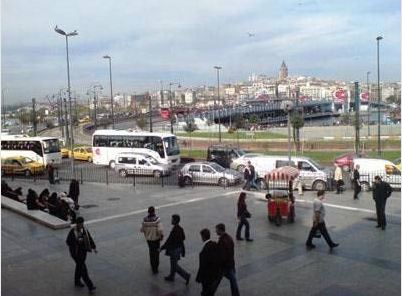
[2,179,401,296]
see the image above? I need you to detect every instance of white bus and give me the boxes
[92,129,181,168]
[0,135,62,166]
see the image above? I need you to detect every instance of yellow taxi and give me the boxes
[61,147,70,158]
[1,156,45,176]
[70,147,93,162]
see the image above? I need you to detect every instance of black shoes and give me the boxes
[236,237,244,241]
[246,238,254,242]
[306,243,316,249]
[164,276,174,282]
[330,243,339,249]
[75,282,85,288]
[376,225,381,228]
[89,287,96,294]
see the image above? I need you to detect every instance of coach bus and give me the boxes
[92,129,180,168]
[0,135,62,166]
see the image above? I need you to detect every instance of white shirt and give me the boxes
[313,198,325,223]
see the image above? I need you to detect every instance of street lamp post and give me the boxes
[367,71,371,136]
[376,36,383,156]
[214,66,222,142]
[103,55,115,129]
[169,82,180,134]
[54,26,77,173]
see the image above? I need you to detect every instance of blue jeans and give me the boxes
[236,217,250,239]
[223,268,240,296]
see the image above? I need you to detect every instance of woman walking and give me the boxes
[236,192,253,242]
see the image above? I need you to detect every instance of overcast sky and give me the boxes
[1,0,400,104]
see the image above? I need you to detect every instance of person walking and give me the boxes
[47,160,55,185]
[372,176,392,230]
[196,228,223,296]
[334,164,343,194]
[306,190,339,250]
[69,179,80,210]
[242,166,251,191]
[160,214,191,285]
[352,164,361,199]
[140,206,164,274]
[236,192,253,242]
[215,223,240,296]
[248,161,259,191]
[66,217,97,293]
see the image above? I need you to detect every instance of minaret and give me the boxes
[279,60,288,80]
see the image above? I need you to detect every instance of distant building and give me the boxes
[278,60,288,80]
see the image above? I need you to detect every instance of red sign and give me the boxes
[333,89,347,104]
[360,92,369,103]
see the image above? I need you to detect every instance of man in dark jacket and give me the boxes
[47,160,55,185]
[69,179,80,210]
[372,176,392,230]
[66,217,97,293]
[196,228,222,296]
[215,223,240,296]
[160,214,191,285]
[352,164,361,200]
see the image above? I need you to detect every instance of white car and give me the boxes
[230,153,264,172]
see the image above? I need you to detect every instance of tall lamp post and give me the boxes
[103,55,115,129]
[214,66,222,142]
[376,36,383,156]
[366,71,371,136]
[54,25,77,173]
[169,82,180,134]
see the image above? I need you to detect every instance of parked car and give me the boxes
[114,153,170,178]
[230,153,264,172]
[179,161,242,187]
[70,147,93,162]
[60,147,70,158]
[1,156,45,176]
[207,144,246,168]
[334,152,366,172]
[352,158,401,191]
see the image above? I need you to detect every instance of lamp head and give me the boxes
[103,55,111,59]
[376,36,383,41]
[54,26,66,36]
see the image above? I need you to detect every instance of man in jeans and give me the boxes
[140,206,164,274]
[215,223,240,296]
[306,190,339,250]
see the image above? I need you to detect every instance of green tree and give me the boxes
[233,115,245,130]
[248,114,261,125]
[290,112,304,152]
[183,118,198,134]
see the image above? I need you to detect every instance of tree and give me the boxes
[290,112,304,152]
[233,115,245,130]
[135,115,147,130]
[183,118,198,134]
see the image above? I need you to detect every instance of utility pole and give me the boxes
[57,92,64,138]
[149,93,153,132]
[32,98,37,136]
[376,36,383,156]
[367,71,371,136]
[1,89,5,127]
[354,82,360,155]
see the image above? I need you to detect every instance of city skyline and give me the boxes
[2,0,401,103]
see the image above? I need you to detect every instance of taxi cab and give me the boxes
[61,147,70,158]
[70,147,93,162]
[1,156,45,176]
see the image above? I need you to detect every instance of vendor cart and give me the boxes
[264,166,299,226]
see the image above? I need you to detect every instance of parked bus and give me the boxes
[0,135,62,166]
[92,129,180,168]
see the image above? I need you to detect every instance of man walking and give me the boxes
[372,176,392,230]
[47,160,55,185]
[160,214,191,285]
[140,206,164,274]
[242,165,251,191]
[215,223,240,296]
[196,228,222,296]
[352,164,361,199]
[248,161,259,191]
[66,217,97,294]
[306,190,339,250]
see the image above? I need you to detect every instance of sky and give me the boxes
[1,0,401,104]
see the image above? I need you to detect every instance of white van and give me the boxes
[352,158,401,191]
[114,152,171,178]
[251,155,329,191]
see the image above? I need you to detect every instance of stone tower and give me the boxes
[279,60,288,80]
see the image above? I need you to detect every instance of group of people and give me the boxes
[140,207,242,296]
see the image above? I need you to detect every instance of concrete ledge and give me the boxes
[1,197,71,230]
